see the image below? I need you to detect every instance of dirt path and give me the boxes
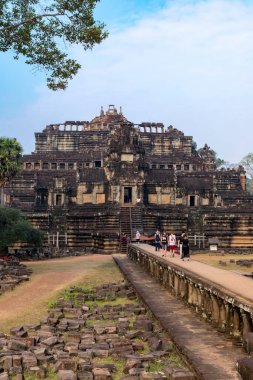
[0,255,123,333]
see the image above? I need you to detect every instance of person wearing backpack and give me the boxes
[154,230,161,252]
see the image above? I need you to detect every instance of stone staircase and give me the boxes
[120,206,143,253]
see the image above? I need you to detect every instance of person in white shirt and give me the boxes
[135,230,141,244]
[168,232,176,257]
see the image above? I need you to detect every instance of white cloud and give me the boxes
[1,0,253,162]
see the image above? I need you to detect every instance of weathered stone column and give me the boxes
[188,280,194,305]
[241,311,253,335]
[211,295,220,325]
[218,302,226,332]
[232,308,241,338]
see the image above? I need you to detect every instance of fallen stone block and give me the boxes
[148,336,163,351]
[92,367,112,380]
[237,357,253,380]
[163,367,196,380]
[123,358,142,373]
[8,339,28,351]
[58,370,77,380]
[42,336,58,347]
[77,371,93,380]
[28,366,46,379]
[140,371,166,380]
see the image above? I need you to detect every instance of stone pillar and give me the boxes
[219,302,226,332]
[211,295,220,325]
[241,311,253,335]
[188,281,194,304]
[174,275,180,297]
[232,308,241,338]
[180,278,187,299]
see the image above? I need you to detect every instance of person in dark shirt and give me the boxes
[182,234,190,261]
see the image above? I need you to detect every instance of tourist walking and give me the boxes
[154,230,161,251]
[135,230,141,244]
[182,234,190,261]
[161,232,167,256]
[179,231,186,258]
[168,232,176,257]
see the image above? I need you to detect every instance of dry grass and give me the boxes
[193,253,253,273]
[0,255,123,333]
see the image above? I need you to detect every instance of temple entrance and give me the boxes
[189,195,195,207]
[124,187,132,204]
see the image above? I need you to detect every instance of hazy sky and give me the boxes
[1,0,253,163]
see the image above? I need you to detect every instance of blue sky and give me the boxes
[1,0,253,162]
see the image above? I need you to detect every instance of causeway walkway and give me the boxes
[134,243,253,305]
[113,245,251,380]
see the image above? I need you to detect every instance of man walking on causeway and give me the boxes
[161,232,168,257]
[168,232,176,257]
[154,230,161,252]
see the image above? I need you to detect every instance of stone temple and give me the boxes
[3,105,253,253]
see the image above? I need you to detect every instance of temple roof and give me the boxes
[90,105,130,126]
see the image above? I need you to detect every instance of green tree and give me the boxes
[0,0,108,90]
[0,206,43,252]
[0,137,23,187]
[241,153,253,179]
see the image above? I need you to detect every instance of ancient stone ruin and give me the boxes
[0,259,31,296]
[3,105,253,254]
[0,282,196,380]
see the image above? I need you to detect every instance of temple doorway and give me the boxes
[189,195,195,207]
[124,187,132,204]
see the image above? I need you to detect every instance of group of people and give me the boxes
[154,230,190,260]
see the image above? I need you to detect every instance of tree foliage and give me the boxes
[241,153,253,179]
[0,137,23,187]
[0,206,43,252]
[0,0,108,90]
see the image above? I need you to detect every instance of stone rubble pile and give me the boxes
[0,259,32,296]
[0,282,196,380]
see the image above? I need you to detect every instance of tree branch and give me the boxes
[0,12,65,32]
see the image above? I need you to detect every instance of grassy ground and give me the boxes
[193,252,253,273]
[0,255,124,333]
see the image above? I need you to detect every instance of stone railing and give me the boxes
[128,244,253,340]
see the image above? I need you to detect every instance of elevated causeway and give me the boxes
[113,244,253,379]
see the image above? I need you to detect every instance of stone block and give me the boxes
[148,336,163,351]
[8,339,28,351]
[12,355,22,367]
[22,352,37,369]
[92,367,111,380]
[10,326,26,337]
[0,373,10,380]
[28,366,46,379]
[123,358,142,373]
[237,357,253,380]
[66,333,81,343]
[58,370,77,380]
[140,372,166,380]
[164,367,196,380]
[2,356,13,371]
[77,371,93,380]
[42,336,58,347]
[243,332,253,353]
[55,359,78,371]
[65,342,79,351]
